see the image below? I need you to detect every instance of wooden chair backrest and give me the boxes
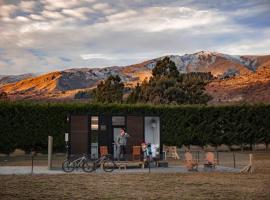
[100,146,108,156]
[185,152,193,161]
[163,145,169,152]
[133,146,141,156]
[205,152,215,163]
[170,146,177,153]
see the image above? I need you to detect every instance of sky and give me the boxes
[0,0,270,75]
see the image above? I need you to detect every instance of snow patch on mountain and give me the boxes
[145,51,259,74]
[58,67,134,90]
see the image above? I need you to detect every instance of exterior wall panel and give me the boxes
[70,115,88,154]
[126,116,144,155]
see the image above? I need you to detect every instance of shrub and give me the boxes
[0,101,269,154]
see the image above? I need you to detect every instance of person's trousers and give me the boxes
[119,145,127,160]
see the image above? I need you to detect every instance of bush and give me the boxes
[0,101,269,154]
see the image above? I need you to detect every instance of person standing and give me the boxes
[117,128,130,160]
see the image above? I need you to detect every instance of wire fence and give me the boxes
[163,150,262,169]
[1,150,268,170]
[0,153,65,167]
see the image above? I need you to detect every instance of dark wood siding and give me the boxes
[70,115,89,154]
[126,116,144,155]
[99,115,110,152]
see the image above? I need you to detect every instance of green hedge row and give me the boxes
[0,102,269,154]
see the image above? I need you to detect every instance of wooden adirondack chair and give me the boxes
[100,146,108,157]
[184,152,198,171]
[132,146,141,160]
[204,152,217,168]
[163,145,180,159]
[170,146,180,159]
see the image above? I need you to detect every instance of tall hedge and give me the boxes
[0,102,269,154]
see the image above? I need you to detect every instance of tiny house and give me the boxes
[67,114,161,160]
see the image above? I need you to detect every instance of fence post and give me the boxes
[48,136,53,170]
[233,151,236,168]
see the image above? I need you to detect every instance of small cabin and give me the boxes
[67,114,162,160]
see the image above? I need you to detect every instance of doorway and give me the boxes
[112,116,125,159]
[113,127,122,160]
[144,116,160,157]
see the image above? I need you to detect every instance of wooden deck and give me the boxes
[102,160,168,170]
[114,161,145,169]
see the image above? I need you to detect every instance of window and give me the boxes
[112,116,125,126]
[90,116,99,159]
[91,116,99,130]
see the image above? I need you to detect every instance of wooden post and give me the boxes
[240,153,254,173]
[253,144,256,151]
[48,136,53,170]
[31,155,34,175]
[249,154,253,166]
[233,151,236,168]
[30,150,36,175]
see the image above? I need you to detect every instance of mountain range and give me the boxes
[0,51,270,104]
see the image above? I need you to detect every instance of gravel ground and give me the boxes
[0,165,240,175]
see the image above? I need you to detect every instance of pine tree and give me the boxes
[152,57,179,78]
[92,75,124,103]
[127,57,213,105]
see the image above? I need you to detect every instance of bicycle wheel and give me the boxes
[82,161,96,173]
[103,160,115,172]
[62,160,75,172]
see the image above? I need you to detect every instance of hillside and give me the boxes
[207,61,270,104]
[0,72,63,100]
[0,51,269,104]
[0,73,35,86]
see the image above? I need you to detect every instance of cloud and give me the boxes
[0,4,17,17]
[80,54,111,60]
[19,1,38,12]
[20,22,55,34]
[106,10,137,21]
[62,7,93,20]
[29,14,45,21]
[216,29,270,55]
[92,3,111,10]
[42,10,64,19]
[104,7,226,32]
[0,0,269,75]
[41,0,81,10]
[15,16,30,22]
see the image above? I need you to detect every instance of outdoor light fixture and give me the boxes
[66,116,69,122]
[151,119,157,128]
[65,133,69,159]
[65,133,69,142]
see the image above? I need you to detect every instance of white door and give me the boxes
[144,117,160,157]
[113,128,121,159]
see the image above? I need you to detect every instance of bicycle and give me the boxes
[62,154,92,173]
[82,154,116,172]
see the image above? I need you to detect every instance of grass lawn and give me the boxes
[0,152,270,200]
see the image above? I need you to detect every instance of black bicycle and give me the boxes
[82,154,116,172]
[62,154,92,173]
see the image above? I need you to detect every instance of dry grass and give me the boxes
[0,172,269,200]
[1,152,270,200]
